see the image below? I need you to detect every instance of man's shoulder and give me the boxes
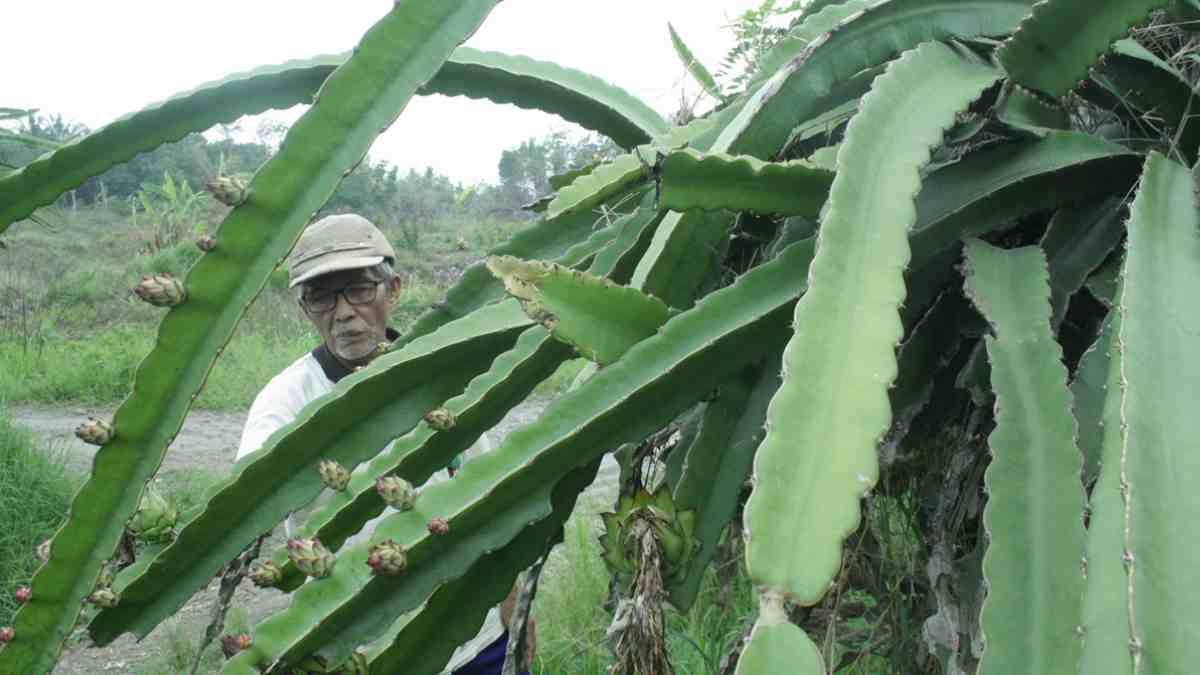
[253,351,330,410]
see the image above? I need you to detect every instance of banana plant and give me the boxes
[3,0,1199,673]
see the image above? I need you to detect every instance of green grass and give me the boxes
[0,407,77,627]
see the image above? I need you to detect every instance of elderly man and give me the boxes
[236,213,531,674]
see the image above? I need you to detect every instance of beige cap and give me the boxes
[287,214,396,288]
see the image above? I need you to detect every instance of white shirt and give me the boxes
[236,350,504,673]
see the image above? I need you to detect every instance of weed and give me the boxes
[0,407,76,627]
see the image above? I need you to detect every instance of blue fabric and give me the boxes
[451,632,529,675]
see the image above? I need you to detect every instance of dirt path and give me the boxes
[11,405,247,480]
[10,396,618,674]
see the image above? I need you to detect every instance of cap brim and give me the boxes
[289,255,385,288]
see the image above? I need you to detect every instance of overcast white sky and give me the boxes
[6,2,768,184]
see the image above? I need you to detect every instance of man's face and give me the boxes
[299,268,400,368]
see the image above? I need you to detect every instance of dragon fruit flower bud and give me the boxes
[0,626,13,643]
[75,417,113,446]
[374,476,416,511]
[87,588,119,608]
[248,561,283,588]
[196,234,217,252]
[14,587,30,604]
[366,539,407,576]
[287,538,335,578]
[133,273,186,307]
[317,459,351,492]
[423,408,456,431]
[127,485,178,544]
[427,518,449,535]
[35,539,51,563]
[220,633,253,658]
[205,175,249,207]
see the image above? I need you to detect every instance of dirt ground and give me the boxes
[9,395,621,674]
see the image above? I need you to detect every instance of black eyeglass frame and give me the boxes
[299,280,386,314]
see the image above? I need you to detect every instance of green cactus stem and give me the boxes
[132,273,186,307]
[126,485,177,544]
[366,540,407,576]
[422,408,456,431]
[73,417,112,446]
[317,460,351,492]
[374,476,416,511]
[336,651,370,674]
[248,561,283,588]
[86,588,119,609]
[205,174,249,206]
[287,538,335,579]
[14,588,30,605]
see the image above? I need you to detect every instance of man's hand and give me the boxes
[500,582,537,670]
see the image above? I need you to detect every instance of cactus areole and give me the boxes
[287,538,335,578]
[375,475,417,510]
[317,459,352,492]
[205,174,248,206]
[74,417,113,446]
[132,273,186,307]
[249,560,283,588]
[87,588,119,609]
[366,539,408,576]
[423,407,456,430]
[220,633,252,658]
[14,587,30,605]
[0,627,13,643]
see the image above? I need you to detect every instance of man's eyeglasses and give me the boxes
[300,281,384,313]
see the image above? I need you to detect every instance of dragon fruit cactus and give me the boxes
[205,174,248,206]
[375,475,416,511]
[74,416,113,446]
[427,518,450,535]
[127,484,177,544]
[423,407,456,431]
[14,587,30,604]
[287,538,335,578]
[366,539,407,576]
[317,459,351,492]
[133,273,186,307]
[248,560,283,587]
[87,587,119,608]
[0,626,13,643]
[220,633,253,658]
